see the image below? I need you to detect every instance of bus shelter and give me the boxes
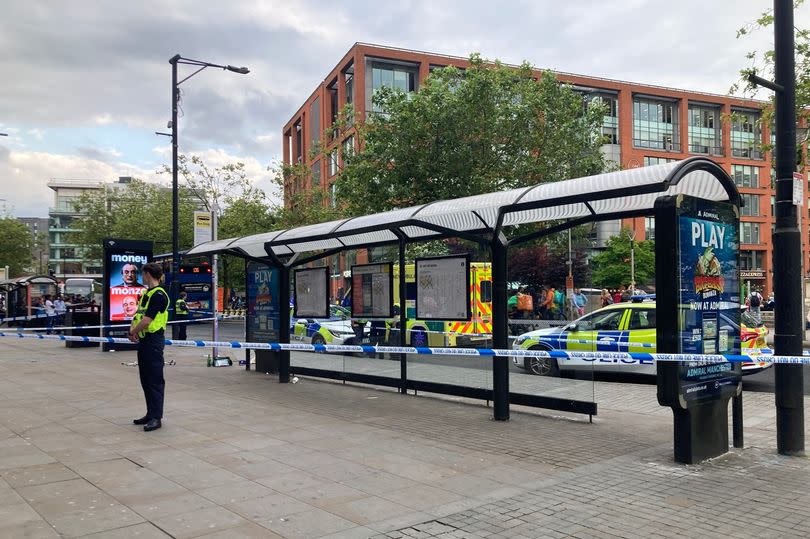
[0,275,58,325]
[187,157,740,421]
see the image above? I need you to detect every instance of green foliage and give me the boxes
[269,161,345,228]
[0,217,33,277]
[732,0,810,152]
[509,244,591,291]
[591,228,655,289]
[334,55,608,215]
[71,179,199,261]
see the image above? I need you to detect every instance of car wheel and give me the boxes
[311,333,326,352]
[410,329,428,347]
[524,346,559,376]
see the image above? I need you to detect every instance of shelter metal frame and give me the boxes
[188,157,740,420]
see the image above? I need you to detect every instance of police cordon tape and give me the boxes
[0,312,50,323]
[2,331,810,365]
[4,314,244,333]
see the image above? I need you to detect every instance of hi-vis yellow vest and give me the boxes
[131,287,169,337]
[175,298,189,315]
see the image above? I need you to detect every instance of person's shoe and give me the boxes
[133,416,150,425]
[143,419,162,432]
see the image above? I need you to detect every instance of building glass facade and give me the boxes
[633,97,679,151]
[688,103,722,155]
[283,43,807,295]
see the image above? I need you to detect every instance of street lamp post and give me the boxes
[747,0,804,455]
[167,55,249,335]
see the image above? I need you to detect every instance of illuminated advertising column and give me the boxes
[102,239,153,352]
[656,195,741,463]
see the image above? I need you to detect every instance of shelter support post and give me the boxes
[733,394,744,448]
[278,264,291,383]
[398,238,407,393]
[491,233,509,421]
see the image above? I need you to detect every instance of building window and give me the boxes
[731,165,760,188]
[328,78,339,139]
[330,184,337,208]
[369,60,418,113]
[343,64,354,106]
[309,97,321,150]
[583,92,619,144]
[328,151,339,177]
[731,109,763,159]
[311,160,321,187]
[773,196,776,217]
[644,217,655,240]
[740,222,760,244]
[643,156,677,166]
[688,104,722,155]
[633,97,680,151]
[740,250,764,270]
[294,121,303,163]
[741,193,760,217]
[342,136,354,162]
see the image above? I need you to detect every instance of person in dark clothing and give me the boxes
[175,291,189,340]
[128,263,169,432]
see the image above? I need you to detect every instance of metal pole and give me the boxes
[491,233,509,421]
[773,0,804,455]
[399,239,407,394]
[732,394,744,448]
[170,54,181,326]
[630,231,636,294]
[278,265,291,383]
[211,205,218,360]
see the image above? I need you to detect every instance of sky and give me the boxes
[0,0,806,218]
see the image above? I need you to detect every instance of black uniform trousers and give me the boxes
[176,314,188,340]
[137,330,165,420]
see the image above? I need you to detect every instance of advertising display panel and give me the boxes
[104,240,152,323]
[246,260,281,343]
[294,267,329,318]
[351,263,394,319]
[102,238,153,351]
[415,255,471,321]
[675,196,742,403]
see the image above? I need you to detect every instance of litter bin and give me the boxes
[64,309,100,348]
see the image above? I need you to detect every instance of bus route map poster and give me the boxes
[294,267,329,318]
[351,263,393,318]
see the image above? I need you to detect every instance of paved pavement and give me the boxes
[0,337,809,538]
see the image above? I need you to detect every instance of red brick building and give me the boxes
[283,42,809,296]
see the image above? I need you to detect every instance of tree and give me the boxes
[71,179,199,261]
[508,244,591,291]
[0,217,33,277]
[334,54,608,216]
[591,229,655,290]
[732,0,810,151]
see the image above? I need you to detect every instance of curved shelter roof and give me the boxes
[186,157,739,261]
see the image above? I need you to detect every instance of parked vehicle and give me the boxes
[513,300,770,377]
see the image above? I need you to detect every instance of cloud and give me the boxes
[76,146,123,162]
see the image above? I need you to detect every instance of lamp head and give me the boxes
[226,65,250,75]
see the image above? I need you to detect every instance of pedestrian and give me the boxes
[43,294,57,334]
[554,290,566,320]
[613,286,625,304]
[542,287,556,320]
[54,295,66,330]
[516,286,533,319]
[175,291,189,340]
[600,289,613,307]
[573,288,587,317]
[129,263,170,432]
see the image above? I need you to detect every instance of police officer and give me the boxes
[175,291,189,340]
[128,263,169,432]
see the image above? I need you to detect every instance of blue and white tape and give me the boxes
[2,331,810,365]
[0,312,49,323]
